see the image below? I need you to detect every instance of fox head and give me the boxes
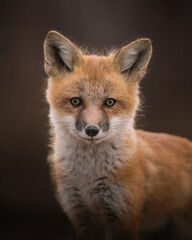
[44,31,152,144]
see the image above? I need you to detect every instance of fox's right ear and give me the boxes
[112,38,152,83]
[44,31,82,77]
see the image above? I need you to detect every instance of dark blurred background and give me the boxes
[1,0,192,239]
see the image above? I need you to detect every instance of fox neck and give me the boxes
[52,122,137,176]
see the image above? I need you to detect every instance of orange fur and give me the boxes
[44,31,192,240]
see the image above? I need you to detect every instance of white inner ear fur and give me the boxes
[121,49,139,72]
[113,39,152,81]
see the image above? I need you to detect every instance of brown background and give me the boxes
[1,0,192,239]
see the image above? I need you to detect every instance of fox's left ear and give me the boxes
[112,38,152,82]
[44,31,82,77]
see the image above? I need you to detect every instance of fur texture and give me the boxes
[44,31,192,240]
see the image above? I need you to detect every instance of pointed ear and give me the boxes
[44,31,82,77]
[112,38,152,82]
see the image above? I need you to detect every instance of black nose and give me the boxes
[85,126,99,137]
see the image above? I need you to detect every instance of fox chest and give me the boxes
[56,146,127,224]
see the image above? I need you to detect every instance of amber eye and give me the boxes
[104,98,116,108]
[70,98,82,107]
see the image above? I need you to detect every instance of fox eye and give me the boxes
[104,98,116,108]
[70,97,82,107]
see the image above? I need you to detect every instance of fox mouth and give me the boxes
[77,135,106,143]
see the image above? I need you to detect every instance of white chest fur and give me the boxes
[52,137,128,228]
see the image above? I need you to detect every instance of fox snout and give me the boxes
[76,122,109,142]
[75,106,109,140]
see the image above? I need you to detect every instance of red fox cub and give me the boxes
[44,31,192,240]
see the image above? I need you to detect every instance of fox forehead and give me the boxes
[80,55,114,79]
[47,55,136,104]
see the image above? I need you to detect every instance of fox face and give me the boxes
[44,32,152,144]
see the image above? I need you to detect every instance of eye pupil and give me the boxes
[70,98,82,107]
[104,98,116,107]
